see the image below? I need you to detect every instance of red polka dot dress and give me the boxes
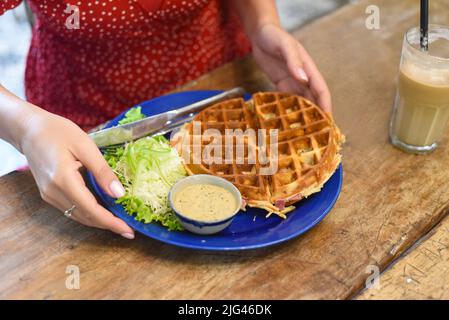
[0,0,251,130]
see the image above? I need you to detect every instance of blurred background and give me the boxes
[0,0,352,176]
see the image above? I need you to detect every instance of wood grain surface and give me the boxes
[358,215,449,300]
[1,0,449,299]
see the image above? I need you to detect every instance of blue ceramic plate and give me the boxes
[87,90,343,251]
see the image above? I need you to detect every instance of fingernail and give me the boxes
[109,180,126,198]
[297,68,309,83]
[121,232,135,240]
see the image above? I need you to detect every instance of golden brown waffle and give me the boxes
[172,92,344,218]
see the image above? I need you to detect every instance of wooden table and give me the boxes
[1,0,449,299]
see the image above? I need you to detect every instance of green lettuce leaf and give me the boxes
[118,106,145,125]
[104,114,186,231]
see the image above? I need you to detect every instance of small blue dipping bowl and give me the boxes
[168,175,242,235]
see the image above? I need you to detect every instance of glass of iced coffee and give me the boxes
[390,25,449,154]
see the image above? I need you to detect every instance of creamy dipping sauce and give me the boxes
[174,184,238,222]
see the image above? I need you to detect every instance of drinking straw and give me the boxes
[420,0,429,51]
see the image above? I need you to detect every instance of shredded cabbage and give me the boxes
[104,108,186,231]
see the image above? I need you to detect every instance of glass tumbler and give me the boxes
[390,25,449,154]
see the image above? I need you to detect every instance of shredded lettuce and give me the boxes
[104,108,186,231]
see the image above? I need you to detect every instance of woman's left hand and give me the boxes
[250,23,332,113]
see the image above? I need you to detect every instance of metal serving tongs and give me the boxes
[89,87,245,148]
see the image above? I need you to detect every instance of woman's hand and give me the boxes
[20,109,135,239]
[250,23,332,113]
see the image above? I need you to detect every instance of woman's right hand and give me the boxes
[20,108,135,239]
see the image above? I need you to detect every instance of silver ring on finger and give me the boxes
[64,205,76,218]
